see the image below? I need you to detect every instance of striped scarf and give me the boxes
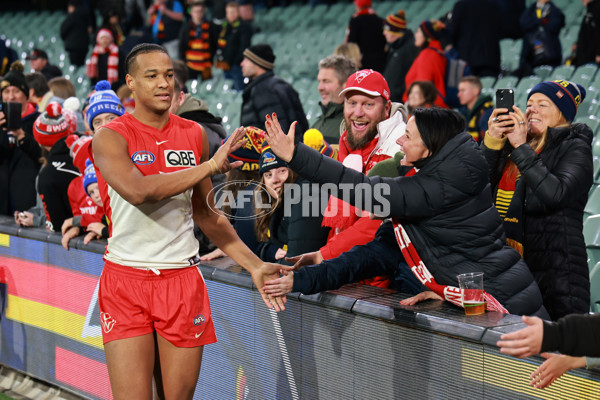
[86,43,119,84]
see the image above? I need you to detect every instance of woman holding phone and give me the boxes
[484,80,593,320]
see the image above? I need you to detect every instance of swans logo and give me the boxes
[132,151,155,165]
[100,312,117,333]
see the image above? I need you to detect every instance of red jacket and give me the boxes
[403,40,448,108]
[68,176,103,227]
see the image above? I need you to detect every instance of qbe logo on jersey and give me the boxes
[164,150,197,167]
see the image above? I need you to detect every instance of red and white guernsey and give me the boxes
[96,113,205,269]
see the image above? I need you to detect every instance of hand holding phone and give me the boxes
[495,89,514,128]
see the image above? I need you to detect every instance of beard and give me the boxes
[345,110,386,150]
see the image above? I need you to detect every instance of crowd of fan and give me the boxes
[0,0,599,387]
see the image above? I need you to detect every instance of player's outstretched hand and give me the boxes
[210,126,247,174]
[264,113,296,162]
[252,262,293,312]
[497,315,543,358]
[263,268,294,297]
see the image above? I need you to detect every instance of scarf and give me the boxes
[86,43,119,84]
[391,167,509,313]
[497,162,525,256]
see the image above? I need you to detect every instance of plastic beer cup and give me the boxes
[457,272,485,316]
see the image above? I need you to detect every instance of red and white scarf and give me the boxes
[86,33,119,84]
[392,168,509,313]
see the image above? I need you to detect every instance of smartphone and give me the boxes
[0,102,22,131]
[495,89,514,127]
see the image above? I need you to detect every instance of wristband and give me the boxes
[208,158,222,174]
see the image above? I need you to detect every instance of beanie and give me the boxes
[419,20,446,42]
[384,10,407,34]
[83,159,98,196]
[259,144,288,175]
[243,44,275,70]
[33,102,77,147]
[96,28,114,44]
[0,61,29,97]
[527,80,586,122]
[86,80,125,130]
[222,126,267,171]
[354,0,371,9]
[303,129,337,159]
[65,134,93,173]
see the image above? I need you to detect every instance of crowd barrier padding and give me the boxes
[0,216,599,399]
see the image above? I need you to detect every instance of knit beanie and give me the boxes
[419,20,445,42]
[83,159,98,196]
[96,28,114,44]
[527,80,586,122]
[65,134,93,173]
[354,0,371,9]
[223,126,267,171]
[384,10,407,34]
[303,129,337,159]
[0,61,29,97]
[243,44,275,70]
[86,80,125,130]
[33,102,77,147]
[259,144,288,175]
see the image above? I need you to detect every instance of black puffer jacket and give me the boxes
[288,134,547,316]
[482,124,593,320]
[241,71,308,138]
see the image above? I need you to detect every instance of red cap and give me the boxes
[339,70,391,102]
[354,0,371,8]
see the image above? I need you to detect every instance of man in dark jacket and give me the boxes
[574,0,600,66]
[311,54,357,144]
[60,0,94,67]
[26,49,63,82]
[448,0,502,77]
[346,0,387,72]
[215,1,253,91]
[240,44,308,138]
[382,10,419,103]
[0,61,41,216]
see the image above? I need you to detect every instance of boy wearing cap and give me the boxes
[240,43,308,136]
[34,102,80,231]
[382,10,419,103]
[0,61,42,215]
[91,43,283,399]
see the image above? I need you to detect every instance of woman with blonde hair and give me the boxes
[484,79,593,320]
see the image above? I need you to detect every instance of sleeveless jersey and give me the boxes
[97,113,205,269]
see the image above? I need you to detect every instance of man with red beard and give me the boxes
[287,69,407,288]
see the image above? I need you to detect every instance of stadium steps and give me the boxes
[0,365,85,400]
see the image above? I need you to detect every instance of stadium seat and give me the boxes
[572,64,598,87]
[480,76,496,89]
[584,215,600,265]
[590,262,600,311]
[533,65,553,80]
[494,76,518,91]
[552,65,575,81]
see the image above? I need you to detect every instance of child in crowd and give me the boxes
[33,102,80,232]
[86,29,121,85]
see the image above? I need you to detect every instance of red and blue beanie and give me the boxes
[65,134,93,173]
[303,129,338,160]
[83,158,98,195]
[86,80,125,130]
[420,20,446,42]
[33,102,77,147]
[222,126,267,172]
[259,144,288,175]
[527,80,586,122]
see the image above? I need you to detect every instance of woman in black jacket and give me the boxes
[484,80,592,320]
[262,108,548,317]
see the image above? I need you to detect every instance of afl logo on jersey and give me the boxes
[132,151,156,165]
[193,314,206,326]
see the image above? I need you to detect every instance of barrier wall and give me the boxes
[1,216,599,399]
